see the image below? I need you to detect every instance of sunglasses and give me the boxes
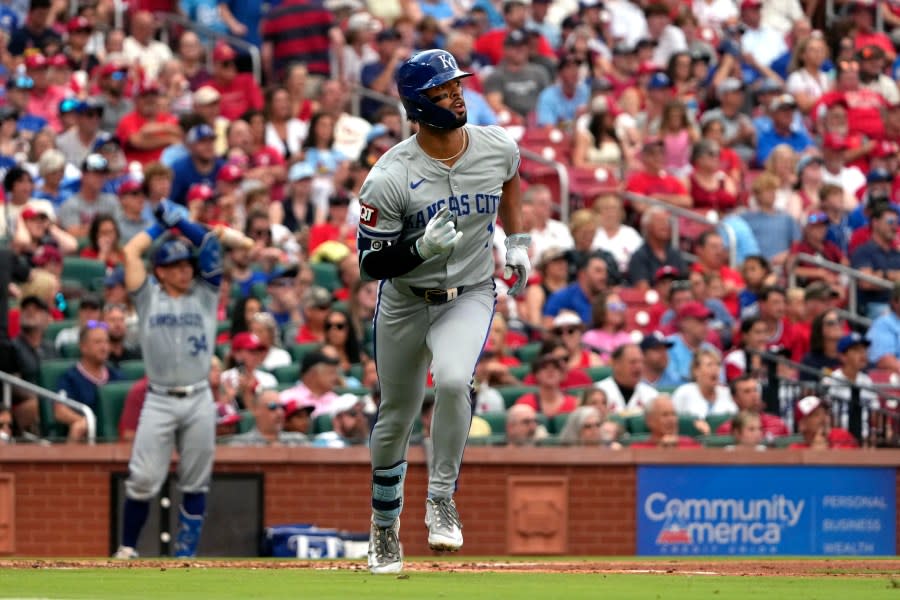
[607,301,627,312]
[552,326,580,336]
[581,421,603,430]
[60,98,80,113]
[298,278,314,286]
[823,319,842,326]
[220,60,236,68]
[537,358,566,370]
[269,278,294,287]
[886,217,899,226]
[326,321,347,330]
[266,401,283,411]
[110,70,127,81]
[85,319,109,330]
[85,154,109,172]
[807,212,829,225]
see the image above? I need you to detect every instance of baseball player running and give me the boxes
[358,49,531,574]
[114,200,223,559]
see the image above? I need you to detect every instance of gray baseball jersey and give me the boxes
[131,278,218,387]
[357,124,519,288]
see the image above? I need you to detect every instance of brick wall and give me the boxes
[1,446,898,557]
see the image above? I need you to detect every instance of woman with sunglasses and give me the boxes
[322,309,361,374]
[582,293,631,363]
[557,405,622,448]
[799,309,845,380]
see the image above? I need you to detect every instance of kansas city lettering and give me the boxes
[404,194,499,228]
[149,313,204,327]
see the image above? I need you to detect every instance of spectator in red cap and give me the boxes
[816,59,887,141]
[185,183,217,225]
[663,300,717,384]
[849,1,894,60]
[282,397,315,435]
[630,394,701,449]
[788,395,859,449]
[208,42,264,121]
[216,163,244,196]
[221,332,278,410]
[121,10,172,79]
[7,0,61,57]
[24,53,67,132]
[63,15,99,74]
[115,81,180,166]
[857,44,899,105]
[13,204,76,259]
[279,350,341,416]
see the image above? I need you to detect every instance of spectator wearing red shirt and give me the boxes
[687,139,738,214]
[630,394,701,449]
[262,0,334,79]
[474,0,555,66]
[788,212,848,287]
[24,53,68,133]
[308,192,356,254]
[756,285,805,362]
[208,43,264,121]
[815,60,887,141]
[690,230,744,316]
[514,353,579,418]
[716,374,789,439]
[625,138,692,214]
[118,377,148,441]
[787,395,859,449]
[115,81,181,166]
[294,286,332,344]
[484,313,521,368]
[850,1,895,61]
[522,338,592,389]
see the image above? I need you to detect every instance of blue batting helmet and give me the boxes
[153,239,193,267]
[396,50,472,129]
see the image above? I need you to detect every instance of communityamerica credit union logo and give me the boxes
[645,493,805,547]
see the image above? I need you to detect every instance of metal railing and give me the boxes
[348,86,411,141]
[0,371,96,444]
[788,253,891,318]
[520,148,572,224]
[155,12,262,85]
[622,191,738,268]
[826,0,885,30]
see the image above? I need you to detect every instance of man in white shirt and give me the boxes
[606,0,648,48]
[523,183,574,261]
[595,343,659,414]
[740,0,787,70]
[825,332,879,436]
[645,2,687,68]
[821,133,867,199]
[121,11,173,80]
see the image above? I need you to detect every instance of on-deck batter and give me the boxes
[358,49,531,575]
[114,201,223,559]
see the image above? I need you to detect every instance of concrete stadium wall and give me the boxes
[0,446,898,557]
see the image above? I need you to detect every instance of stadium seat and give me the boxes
[97,381,134,441]
[314,413,333,434]
[238,410,255,434]
[678,415,703,437]
[550,412,570,435]
[481,411,507,434]
[514,342,543,364]
[585,366,612,382]
[38,397,67,440]
[216,343,231,360]
[701,434,736,448]
[625,414,649,434]
[216,320,232,337]
[39,359,76,391]
[335,387,368,396]
[44,319,76,343]
[61,257,107,291]
[347,363,364,381]
[706,413,735,433]
[59,343,80,359]
[117,360,146,381]
[622,433,651,446]
[770,434,804,448]
[311,262,341,292]
[509,364,530,381]
[273,364,300,384]
[497,385,539,409]
[332,301,350,314]
[289,342,322,363]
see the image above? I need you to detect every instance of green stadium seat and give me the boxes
[44,320,76,343]
[566,385,594,401]
[332,300,349,314]
[216,343,231,360]
[335,387,368,396]
[701,434,736,448]
[707,413,735,433]
[770,434,803,448]
[38,397,67,440]
[276,382,294,392]
[622,433,651,446]
[97,381,134,441]
[536,435,562,446]
[273,363,300,384]
[238,410,255,434]
[497,385,539,409]
[550,413,571,435]
[59,343,81,359]
[678,415,704,437]
[481,411,506,434]
[586,366,612,382]
[39,359,76,391]
[514,342,542,364]
[61,257,107,291]
[313,413,333,434]
[117,360,145,381]
[347,363,364,382]
[216,320,232,337]
[64,298,81,319]
[311,262,341,292]
[509,364,530,381]
[625,414,649,435]
[289,342,323,364]
[466,433,506,446]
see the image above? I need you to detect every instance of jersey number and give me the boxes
[187,335,209,357]
[485,222,494,248]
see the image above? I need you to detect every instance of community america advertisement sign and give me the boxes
[637,466,895,556]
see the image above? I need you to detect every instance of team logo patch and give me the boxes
[360,203,378,226]
[372,240,383,250]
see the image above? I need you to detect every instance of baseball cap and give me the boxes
[49,54,69,69]
[805,281,840,301]
[21,205,52,220]
[838,332,870,353]
[118,177,143,195]
[193,86,221,106]
[590,96,610,114]
[872,140,899,158]
[283,397,315,419]
[92,133,122,153]
[769,93,797,112]
[857,45,885,61]
[590,77,614,92]
[329,393,363,417]
[376,28,402,42]
[300,350,340,376]
[676,301,712,320]
[505,29,529,46]
[212,42,237,62]
[756,78,784,96]
[740,0,763,9]
[186,183,215,203]
[646,72,672,90]
[31,244,62,267]
[288,162,314,182]
[217,163,244,183]
[267,264,300,282]
[636,38,657,50]
[186,124,216,144]
[82,153,110,173]
[805,211,829,226]
[25,53,48,70]
[654,265,682,282]
[613,42,635,56]
[822,133,850,151]
[79,294,103,310]
[305,286,333,309]
[796,154,824,176]
[867,167,894,183]
[347,11,381,32]
[794,395,828,423]
[552,311,583,328]
[365,123,390,145]
[640,331,674,351]
[231,331,267,352]
[716,77,743,98]
[539,246,567,267]
[216,402,241,427]
[66,15,92,32]
[104,265,125,288]
[100,62,127,78]
[20,295,50,312]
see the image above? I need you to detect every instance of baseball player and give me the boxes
[358,49,531,574]
[113,200,223,559]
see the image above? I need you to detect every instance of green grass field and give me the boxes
[1,563,899,600]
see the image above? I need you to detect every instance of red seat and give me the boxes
[618,287,661,307]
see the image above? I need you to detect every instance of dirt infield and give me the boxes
[2,558,898,577]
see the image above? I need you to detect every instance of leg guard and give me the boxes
[173,505,205,557]
[372,461,407,527]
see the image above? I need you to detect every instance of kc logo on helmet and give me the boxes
[437,54,458,70]
[360,203,378,226]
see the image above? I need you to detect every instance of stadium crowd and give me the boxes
[1,0,900,450]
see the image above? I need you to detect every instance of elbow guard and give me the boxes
[196,232,223,287]
[360,238,425,281]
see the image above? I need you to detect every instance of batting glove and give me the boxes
[503,233,532,296]
[154,199,189,228]
[415,207,463,259]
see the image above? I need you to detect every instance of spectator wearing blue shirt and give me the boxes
[169,124,224,205]
[718,214,761,267]
[534,54,589,128]
[55,322,123,441]
[640,332,681,389]
[360,29,404,122]
[754,93,814,165]
[217,0,264,47]
[847,168,895,231]
[542,254,608,328]
[850,203,900,319]
[741,172,802,265]
[867,284,900,371]
[462,87,498,126]
[663,301,717,386]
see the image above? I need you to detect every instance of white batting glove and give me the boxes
[415,207,463,259]
[504,233,532,296]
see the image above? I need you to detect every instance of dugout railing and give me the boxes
[0,370,97,444]
[789,253,892,322]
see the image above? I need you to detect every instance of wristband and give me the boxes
[145,222,166,240]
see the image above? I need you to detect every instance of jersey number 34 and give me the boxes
[187,335,209,357]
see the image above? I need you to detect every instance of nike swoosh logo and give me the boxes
[410,178,425,190]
